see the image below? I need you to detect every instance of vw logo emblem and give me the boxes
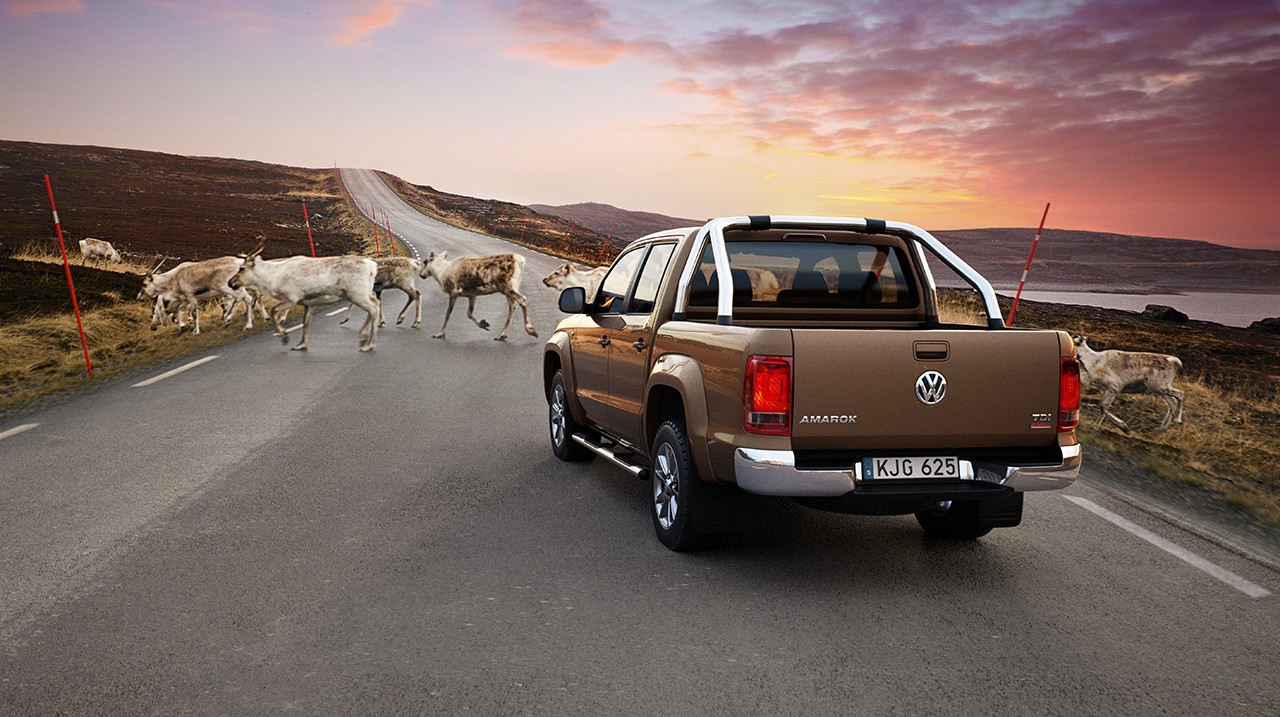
[916,371,947,405]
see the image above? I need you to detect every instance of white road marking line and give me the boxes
[0,423,39,441]
[284,323,303,333]
[132,356,220,388]
[325,307,347,317]
[1064,496,1271,598]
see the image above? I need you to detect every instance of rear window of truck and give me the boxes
[689,241,919,310]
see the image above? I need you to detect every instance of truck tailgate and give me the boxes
[791,329,1064,451]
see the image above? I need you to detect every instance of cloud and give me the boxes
[4,0,83,16]
[487,0,676,67]
[498,0,1280,239]
[332,0,437,47]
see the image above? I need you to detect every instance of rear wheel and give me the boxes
[915,500,993,540]
[549,370,592,462]
[650,420,739,551]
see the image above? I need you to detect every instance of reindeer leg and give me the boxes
[466,296,490,332]
[408,289,422,329]
[272,301,294,341]
[190,297,202,335]
[376,289,387,327]
[515,291,537,337]
[1098,390,1129,434]
[395,289,413,325]
[1156,395,1176,432]
[434,295,458,339]
[238,291,254,330]
[292,305,314,350]
[495,295,516,341]
[340,302,354,325]
[1171,387,1185,425]
[357,292,379,352]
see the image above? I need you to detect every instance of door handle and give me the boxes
[632,339,647,352]
[598,336,611,348]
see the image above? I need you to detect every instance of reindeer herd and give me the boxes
[134,241,604,353]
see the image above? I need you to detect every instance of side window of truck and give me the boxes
[628,243,676,315]
[596,247,647,314]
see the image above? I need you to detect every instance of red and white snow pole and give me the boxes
[384,211,395,257]
[1007,202,1051,327]
[596,222,617,265]
[302,201,317,257]
[45,174,93,377]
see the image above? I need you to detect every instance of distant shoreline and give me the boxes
[989,283,1279,297]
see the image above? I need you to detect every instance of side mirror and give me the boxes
[558,286,587,314]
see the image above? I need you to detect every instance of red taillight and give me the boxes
[1059,357,1081,432]
[745,355,792,436]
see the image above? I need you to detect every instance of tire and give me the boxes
[549,370,593,462]
[650,420,739,552]
[914,500,993,540]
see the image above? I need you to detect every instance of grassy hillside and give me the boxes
[0,139,373,260]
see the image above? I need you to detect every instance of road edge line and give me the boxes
[132,355,220,388]
[1064,495,1271,598]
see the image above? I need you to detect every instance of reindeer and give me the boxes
[78,238,121,266]
[138,256,260,334]
[543,262,607,301]
[340,256,423,329]
[1072,336,1185,433]
[419,251,537,341]
[231,251,380,352]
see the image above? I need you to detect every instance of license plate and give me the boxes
[863,456,960,480]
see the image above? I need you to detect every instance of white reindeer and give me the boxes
[419,251,537,341]
[138,256,260,334]
[231,253,380,351]
[1072,336,1185,433]
[79,238,121,266]
[543,262,607,301]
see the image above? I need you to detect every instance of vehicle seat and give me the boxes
[838,271,883,305]
[691,269,751,307]
[776,270,830,306]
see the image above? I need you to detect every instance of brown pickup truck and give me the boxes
[543,215,1082,551]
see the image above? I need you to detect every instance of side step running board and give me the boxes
[571,433,651,480]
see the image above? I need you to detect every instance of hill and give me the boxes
[528,202,701,244]
[0,139,369,261]
[934,227,1280,294]
[529,200,1280,295]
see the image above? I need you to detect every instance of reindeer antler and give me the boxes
[248,235,267,258]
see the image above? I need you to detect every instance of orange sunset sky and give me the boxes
[2,0,1279,249]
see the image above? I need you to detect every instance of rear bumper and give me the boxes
[733,444,1081,497]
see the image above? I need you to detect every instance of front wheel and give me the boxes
[915,500,993,540]
[650,420,739,551]
[549,370,593,462]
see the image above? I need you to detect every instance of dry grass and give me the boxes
[0,296,275,419]
[937,290,988,325]
[1077,378,1280,525]
[11,241,157,275]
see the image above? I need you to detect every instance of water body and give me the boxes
[1010,290,1277,328]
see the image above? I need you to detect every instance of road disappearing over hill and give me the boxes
[0,169,1275,715]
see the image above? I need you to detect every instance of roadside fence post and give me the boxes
[1008,202,1051,326]
[596,222,617,265]
[302,201,317,257]
[44,174,93,377]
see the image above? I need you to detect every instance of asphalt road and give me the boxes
[1,169,1276,715]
